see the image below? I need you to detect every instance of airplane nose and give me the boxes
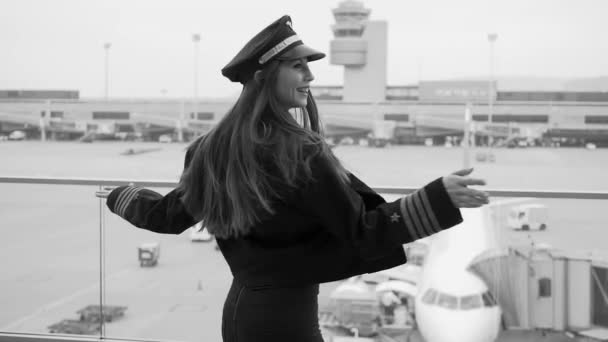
[416,292,501,342]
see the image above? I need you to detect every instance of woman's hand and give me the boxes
[442,168,489,208]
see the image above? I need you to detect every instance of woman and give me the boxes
[106,15,489,342]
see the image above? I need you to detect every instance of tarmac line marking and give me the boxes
[1,268,131,331]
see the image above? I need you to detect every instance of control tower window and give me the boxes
[334,29,363,37]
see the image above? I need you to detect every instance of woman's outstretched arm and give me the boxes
[106,138,202,234]
[298,156,487,263]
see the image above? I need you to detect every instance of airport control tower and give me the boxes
[330,0,387,103]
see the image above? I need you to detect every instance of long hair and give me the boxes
[178,60,349,239]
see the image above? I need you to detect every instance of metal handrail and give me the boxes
[0,176,176,187]
[1,176,608,200]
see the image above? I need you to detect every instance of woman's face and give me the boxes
[274,58,315,109]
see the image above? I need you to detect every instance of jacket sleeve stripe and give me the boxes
[115,187,133,217]
[406,194,430,238]
[121,188,143,217]
[412,191,435,236]
[404,195,424,236]
[117,187,140,217]
[399,196,420,240]
[116,187,136,217]
[418,188,441,233]
[114,187,136,216]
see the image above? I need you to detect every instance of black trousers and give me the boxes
[222,278,324,342]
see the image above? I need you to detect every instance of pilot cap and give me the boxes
[221,15,325,84]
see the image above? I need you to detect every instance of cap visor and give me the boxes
[277,44,326,62]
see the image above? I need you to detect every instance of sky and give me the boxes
[1,0,607,98]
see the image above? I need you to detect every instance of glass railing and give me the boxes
[1,176,608,342]
[0,181,102,340]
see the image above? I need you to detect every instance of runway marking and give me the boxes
[1,268,131,331]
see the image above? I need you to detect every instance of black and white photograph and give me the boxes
[1,1,608,341]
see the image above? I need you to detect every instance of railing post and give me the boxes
[98,185,106,337]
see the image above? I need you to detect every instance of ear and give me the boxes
[253,70,264,83]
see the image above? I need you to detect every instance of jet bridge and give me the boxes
[469,246,608,332]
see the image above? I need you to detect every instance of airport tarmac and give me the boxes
[1,141,607,341]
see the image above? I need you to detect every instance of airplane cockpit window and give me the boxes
[459,294,483,310]
[437,293,458,310]
[421,288,438,305]
[482,291,498,307]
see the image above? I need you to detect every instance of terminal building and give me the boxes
[1,0,608,147]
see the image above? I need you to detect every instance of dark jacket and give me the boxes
[107,142,462,287]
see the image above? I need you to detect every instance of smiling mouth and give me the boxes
[296,87,309,94]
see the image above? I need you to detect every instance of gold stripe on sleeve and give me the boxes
[412,191,435,236]
[117,187,139,217]
[115,187,137,216]
[406,195,431,238]
[419,188,441,232]
[400,197,420,240]
[117,188,141,217]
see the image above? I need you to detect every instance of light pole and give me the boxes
[463,102,472,169]
[192,33,200,118]
[104,42,111,100]
[487,33,497,147]
[182,33,201,143]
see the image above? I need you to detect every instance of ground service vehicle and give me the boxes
[8,130,25,140]
[77,305,127,323]
[326,280,382,337]
[48,320,100,335]
[138,242,160,266]
[190,222,213,242]
[507,203,548,231]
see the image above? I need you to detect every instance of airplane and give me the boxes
[328,119,541,341]
[413,217,500,342]
[395,207,505,342]
[329,204,516,342]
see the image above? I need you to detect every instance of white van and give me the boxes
[189,222,213,242]
[507,204,548,231]
[8,130,26,141]
[158,134,173,143]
